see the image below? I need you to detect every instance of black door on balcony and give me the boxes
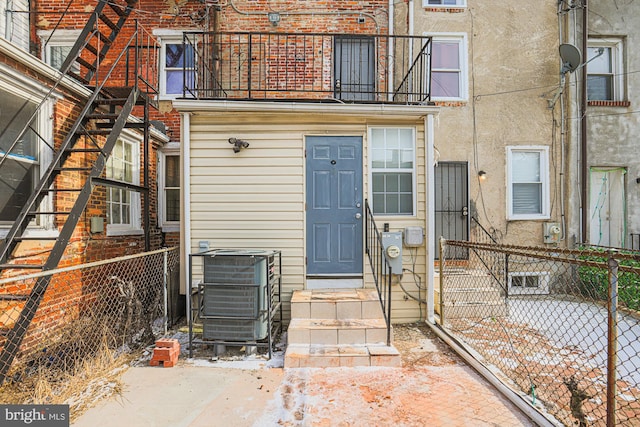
[334,36,375,101]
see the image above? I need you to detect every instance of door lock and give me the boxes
[461,206,468,217]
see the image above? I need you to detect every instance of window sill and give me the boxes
[106,227,144,237]
[0,227,59,240]
[507,216,550,221]
[424,7,466,13]
[160,223,180,233]
[433,100,468,107]
[588,100,631,107]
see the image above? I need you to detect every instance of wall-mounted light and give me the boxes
[478,170,487,181]
[229,137,250,153]
[268,12,281,26]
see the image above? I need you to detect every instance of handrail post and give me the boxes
[439,237,445,325]
[387,264,392,346]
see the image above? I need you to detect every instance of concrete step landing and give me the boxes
[285,289,401,368]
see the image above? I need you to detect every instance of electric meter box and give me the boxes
[381,232,403,275]
[404,226,424,247]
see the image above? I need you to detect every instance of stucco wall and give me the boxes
[396,1,562,247]
[585,1,640,245]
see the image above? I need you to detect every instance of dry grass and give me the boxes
[0,333,138,422]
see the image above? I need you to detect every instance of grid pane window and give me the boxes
[106,139,137,226]
[371,128,415,215]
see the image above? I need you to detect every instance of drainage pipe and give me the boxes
[426,321,560,427]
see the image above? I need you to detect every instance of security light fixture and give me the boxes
[229,137,250,153]
[478,170,487,181]
[268,12,281,26]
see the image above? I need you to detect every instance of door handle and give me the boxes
[355,213,362,219]
[461,206,468,217]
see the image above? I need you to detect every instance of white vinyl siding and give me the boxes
[187,113,428,323]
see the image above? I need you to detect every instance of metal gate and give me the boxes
[434,161,469,259]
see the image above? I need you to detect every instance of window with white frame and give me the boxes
[370,127,416,216]
[587,38,624,101]
[423,0,466,6]
[508,272,550,295]
[0,66,54,230]
[158,33,196,99]
[507,146,549,220]
[106,136,141,234]
[158,143,180,231]
[38,30,81,73]
[0,0,29,50]
[430,35,467,101]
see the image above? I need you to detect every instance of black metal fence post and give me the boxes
[607,252,619,427]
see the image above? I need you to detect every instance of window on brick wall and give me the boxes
[587,38,624,102]
[158,142,180,231]
[370,127,416,216]
[106,136,142,235]
[429,35,468,101]
[158,33,196,99]
[0,65,54,234]
[38,30,82,73]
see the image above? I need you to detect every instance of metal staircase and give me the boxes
[0,0,154,384]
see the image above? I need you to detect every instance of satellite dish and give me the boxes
[559,43,582,73]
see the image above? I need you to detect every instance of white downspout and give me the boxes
[425,114,436,324]
[181,112,192,316]
[387,0,394,97]
[408,0,414,56]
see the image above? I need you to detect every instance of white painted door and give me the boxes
[589,168,626,247]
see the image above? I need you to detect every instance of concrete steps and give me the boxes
[284,289,401,368]
[435,271,508,319]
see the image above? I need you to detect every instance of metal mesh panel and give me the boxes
[0,247,179,396]
[439,240,640,426]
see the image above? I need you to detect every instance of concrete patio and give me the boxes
[72,324,539,427]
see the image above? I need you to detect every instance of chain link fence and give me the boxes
[438,239,640,426]
[0,247,179,405]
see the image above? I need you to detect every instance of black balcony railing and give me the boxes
[180,31,432,104]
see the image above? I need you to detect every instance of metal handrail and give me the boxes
[364,199,392,346]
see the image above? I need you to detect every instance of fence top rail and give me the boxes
[443,240,640,273]
[0,246,179,285]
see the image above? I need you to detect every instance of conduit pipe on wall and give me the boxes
[425,114,436,324]
[387,0,394,95]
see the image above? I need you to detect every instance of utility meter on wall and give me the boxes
[381,232,403,275]
[386,244,401,259]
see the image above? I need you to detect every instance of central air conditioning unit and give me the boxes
[199,250,270,341]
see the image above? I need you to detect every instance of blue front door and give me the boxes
[306,136,363,276]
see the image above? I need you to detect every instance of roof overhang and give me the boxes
[172,99,439,119]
